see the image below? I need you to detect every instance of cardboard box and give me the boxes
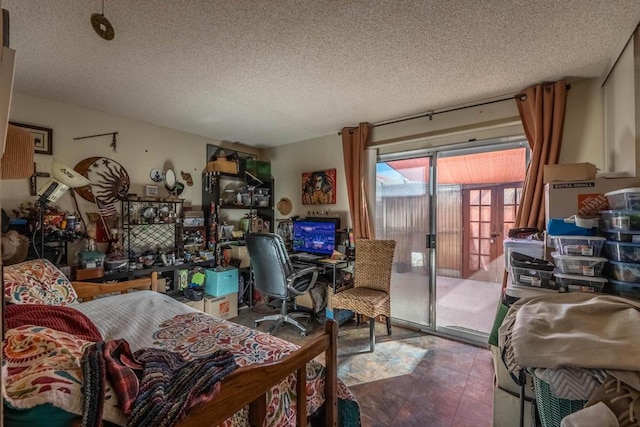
[204,292,238,319]
[543,162,597,183]
[157,277,167,293]
[493,386,535,427]
[490,345,535,398]
[230,244,250,268]
[545,177,640,223]
[182,298,204,311]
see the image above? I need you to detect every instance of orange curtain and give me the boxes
[341,122,374,239]
[515,81,568,232]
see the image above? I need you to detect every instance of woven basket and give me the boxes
[532,372,586,427]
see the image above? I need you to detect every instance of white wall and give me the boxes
[1,92,258,217]
[562,78,606,168]
[267,77,606,229]
[264,134,351,228]
[604,33,638,175]
[2,77,609,232]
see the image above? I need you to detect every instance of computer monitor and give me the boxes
[292,219,336,256]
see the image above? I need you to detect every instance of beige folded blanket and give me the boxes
[499,293,640,374]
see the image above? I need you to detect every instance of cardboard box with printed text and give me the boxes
[545,177,640,224]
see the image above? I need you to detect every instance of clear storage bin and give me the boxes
[606,260,640,283]
[605,188,640,210]
[553,273,607,293]
[604,241,640,263]
[549,235,605,257]
[503,238,544,271]
[608,279,640,300]
[602,228,640,243]
[550,252,606,277]
[601,210,640,231]
[510,252,557,289]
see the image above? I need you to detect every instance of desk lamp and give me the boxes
[36,158,92,257]
[37,158,93,205]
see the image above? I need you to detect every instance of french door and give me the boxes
[462,184,523,282]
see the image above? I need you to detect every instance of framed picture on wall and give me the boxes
[302,168,336,204]
[10,121,53,155]
[145,185,159,197]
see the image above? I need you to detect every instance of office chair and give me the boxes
[245,233,320,336]
[328,239,396,352]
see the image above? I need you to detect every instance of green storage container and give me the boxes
[245,159,271,179]
[532,371,586,427]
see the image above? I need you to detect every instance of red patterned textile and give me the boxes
[5,303,102,342]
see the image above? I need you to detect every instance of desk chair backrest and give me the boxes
[354,239,396,292]
[245,233,295,300]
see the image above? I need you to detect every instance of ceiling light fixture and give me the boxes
[91,0,114,41]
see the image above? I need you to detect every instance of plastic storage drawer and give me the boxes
[205,267,239,296]
[604,241,640,263]
[550,252,606,277]
[553,273,607,293]
[605,188,640,210]
[510,252,557,289]
[608,279,640,300]
[602,228,640,243]
[549,235,605,257]
[503,238,544,271]
[606,260,640,284]
[601,210,640,231]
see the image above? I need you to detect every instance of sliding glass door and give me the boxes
[375,155,435,328]
[376,138,528,343]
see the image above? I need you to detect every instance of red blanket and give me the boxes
[5,303,102,342]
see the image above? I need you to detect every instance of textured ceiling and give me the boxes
[4,1,640,148]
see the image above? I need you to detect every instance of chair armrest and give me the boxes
[286,266,320,296]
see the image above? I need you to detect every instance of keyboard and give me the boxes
[291,253,323,261]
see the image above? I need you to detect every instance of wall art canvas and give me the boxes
[302,168,336,205]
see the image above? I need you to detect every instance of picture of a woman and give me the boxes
[302,169,336,204]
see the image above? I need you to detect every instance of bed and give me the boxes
[2,259,361,426]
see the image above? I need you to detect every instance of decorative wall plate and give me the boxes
[150,168,164,182]
[74,157,130,204]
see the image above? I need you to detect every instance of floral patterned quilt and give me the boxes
[2,309,359,426]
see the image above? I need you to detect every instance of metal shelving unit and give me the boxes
[121,198,184,257]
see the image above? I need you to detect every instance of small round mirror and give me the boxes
[164,169,176,192]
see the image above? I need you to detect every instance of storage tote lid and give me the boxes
[550,252,607,262]
[553,273,608,283]
[549,235,605,241]
[604,188,640,197]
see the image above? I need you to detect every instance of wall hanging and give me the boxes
[9,121,52,155]
[73,156,130,204]
[302,168,336,205]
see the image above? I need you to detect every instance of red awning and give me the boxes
[386,148,526,185]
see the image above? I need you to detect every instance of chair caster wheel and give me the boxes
[300,331,306,337]
[254,322,259,328]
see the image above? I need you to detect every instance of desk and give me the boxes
[290,257,352,293]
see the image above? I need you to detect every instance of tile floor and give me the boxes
[232,305,495,427]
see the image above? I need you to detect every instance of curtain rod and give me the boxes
[338,83,571,135]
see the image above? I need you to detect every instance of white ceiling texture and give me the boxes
[4,1,640,148]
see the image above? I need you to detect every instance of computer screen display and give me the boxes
[292,220,336,255]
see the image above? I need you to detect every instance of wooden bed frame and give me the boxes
[69,272,338,426]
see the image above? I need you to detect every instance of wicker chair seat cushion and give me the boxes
[328,287,390,319]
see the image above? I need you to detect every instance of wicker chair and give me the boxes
[328,239,396,352]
